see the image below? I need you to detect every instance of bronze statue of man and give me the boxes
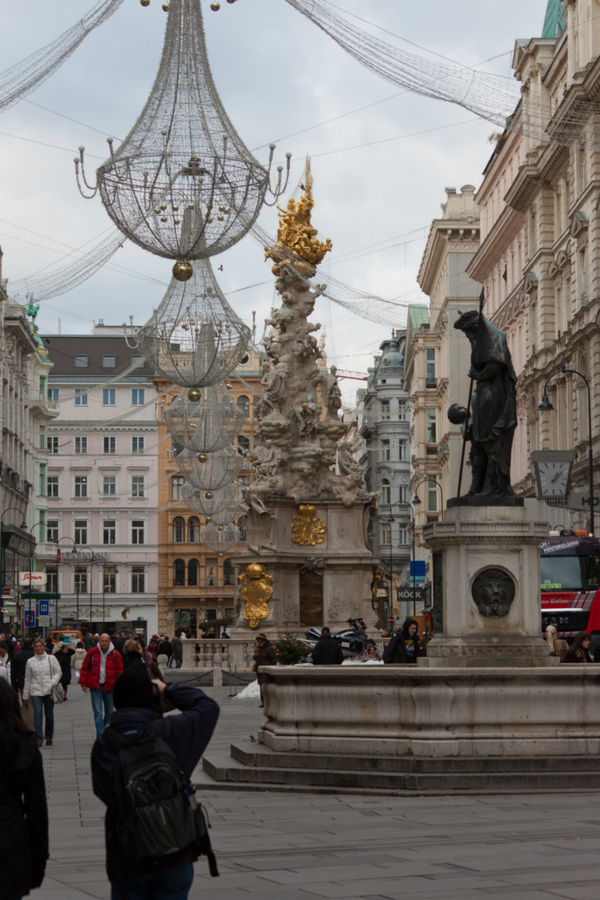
[451,310,517,501]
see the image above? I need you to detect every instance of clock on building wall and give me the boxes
[531,450,574,500]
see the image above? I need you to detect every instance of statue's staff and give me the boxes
[456,288,485,498]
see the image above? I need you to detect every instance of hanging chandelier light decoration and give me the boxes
[75,0,290,280]
[201,521,239,553]
[164,382,247,452]
[182,481,237,517]
[132,258,251,390]
[175,445,239,491]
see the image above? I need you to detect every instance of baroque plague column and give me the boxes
[232,168,376,635]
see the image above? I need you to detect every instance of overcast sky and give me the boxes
[1,0,546,400]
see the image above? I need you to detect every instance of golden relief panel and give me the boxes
[239,562,273,629]
[291,504,327,546]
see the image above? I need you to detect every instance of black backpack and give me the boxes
[103,719,218,876]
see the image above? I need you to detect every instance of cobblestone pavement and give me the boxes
[37,680,600,899]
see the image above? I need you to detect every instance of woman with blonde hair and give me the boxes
[545,624,568,660]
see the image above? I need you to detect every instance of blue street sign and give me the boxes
[410,560,426,578]
[24,610,35,627]
[39,599,50,616]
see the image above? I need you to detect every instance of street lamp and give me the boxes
[412,476,444,513]
[387,500,416,623]
[538,363,595,536]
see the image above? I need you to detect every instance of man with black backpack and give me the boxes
[91,661,219,898]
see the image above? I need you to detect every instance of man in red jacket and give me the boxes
[80,632,123,738]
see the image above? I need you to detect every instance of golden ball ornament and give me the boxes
[172,259,193,282]
[197,453,208,463]
[217,525,224,532]
[205,491,214,500]
[210,2,220,9]
[162,2,169,8]
[140,0,150,6]
[187,387,202,402]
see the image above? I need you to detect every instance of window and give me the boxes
[381,399,390,420]
[131,356,142,368]
[206,559,218,586]
[237,395,250,417]
[204,608,217,621]
[48,388,59,404]
[380,522,391,544]
[428,476,439,513]
[173,559,185,586]
[398,401,407,420]
[172,476,184,500]
[131,520,145,545]
[45,565,58,594]
[223,558,235,585]
[103,388,116,406]
[426,348,436,387]
[74,389,88,406]
[381,479,391,505]
[75,436,87,454]
[236,475,249,500]
[188,517,200,543]
[47,436,59,454]
[46,520,59,544]
[103,475,116,497]
[131,388,145,406]
[171,439,183,456]
[398,440,408,461]
[398,527,409,544]
[47,475,59,498]
[188,559,199,586]
[103,520,116,545]
[131,475,145,498]
[74,476,88,498]
[380,440,390,461]
[237,435,250,457]
[74,520,88,545]
[74,355,88,368]
[132,436,145,454]
[131,566,145,593]
[426,408,437,444]
[103,566,117,593]
[104,436,116,454]
[102,355,116,368]
[173,516,185,543]
[74,567,88,593]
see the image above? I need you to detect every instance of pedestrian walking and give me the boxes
[22,637,62,746]
[91,662,219,898]
[0,641,11,682]
[79,632,123,738]
[170,634,183,669]
[71,641,87,682]
[253,633,277,708]
[55,641,75,700]
[311,626,343,665]
[0,678,49,897]
[11,637,35,730]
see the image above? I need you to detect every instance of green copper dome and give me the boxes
[542,0,566,38]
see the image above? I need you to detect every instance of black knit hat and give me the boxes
[113,661,155,710]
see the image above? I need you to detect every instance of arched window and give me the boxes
[173,559,185,586]
[188,516,200,542]
[237,435,250,457]
[223,558,235,585]
[237,395,250,417]
[173,516,185,543]
[381,479,391,505]
[188,559,199,586]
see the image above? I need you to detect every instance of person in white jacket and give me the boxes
[23,638,62,747]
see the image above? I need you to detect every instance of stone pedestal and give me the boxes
[231,497,375,636]
[421,501,552,667]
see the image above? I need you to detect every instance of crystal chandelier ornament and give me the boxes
[175,446,239,491]
[133,258,251,390]
[182,481,237,517]
[164,382,247,452]
[209,499,244,526]
[76,0,290,279]
[201,521,239,552]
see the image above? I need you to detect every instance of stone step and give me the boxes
[200,743,600,794]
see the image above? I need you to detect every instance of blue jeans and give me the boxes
[90,688,114,738]
[110,863,193,899]
[32,694,54,740]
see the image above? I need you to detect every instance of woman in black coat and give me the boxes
[0,678,48,898]
[55,643,75,699]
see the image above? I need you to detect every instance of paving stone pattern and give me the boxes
[37,682,600,899]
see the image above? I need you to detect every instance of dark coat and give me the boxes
[56,647,75,686]
[311,636,343,665]
[382,631,408,664]
[11,646,34,691]
[91,683,219,887]
[0,733,49,898]
[253,641,277,685]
